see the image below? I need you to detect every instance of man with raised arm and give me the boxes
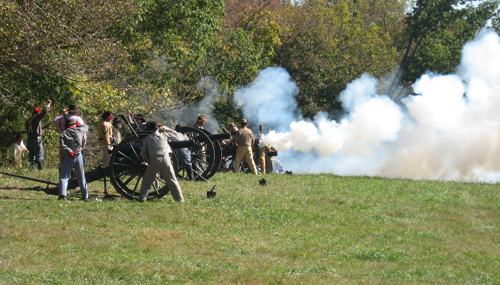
[26,99,51,170]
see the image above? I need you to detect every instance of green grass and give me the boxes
[1,169,499,284]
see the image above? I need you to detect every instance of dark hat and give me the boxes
[197,115,207,121]
[67,116,78,126]
[240,119,248,125]
[68,104,80,113]
[134,114,144,119]
[175,124,182,131]
[146,121,159,131]
[113,118,122,124]
[102,111,114,119]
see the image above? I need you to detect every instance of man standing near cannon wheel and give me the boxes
[232,119,258,175]
[26,99,51,170]
[139,121,184,203]
[97,111,114,167]
[173,124,195,181]
[58,116,89,201]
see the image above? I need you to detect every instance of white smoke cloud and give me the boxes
[238,30,500,182]
[233,67,299,132]
[174,76,221,132]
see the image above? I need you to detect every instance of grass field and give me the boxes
[0,168,499,284]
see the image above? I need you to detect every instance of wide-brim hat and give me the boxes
[228,123,236,128]
[240,119,248,125]
[197,115,207,121]
[68,104,80,113]
[67,116,78,126]
[146,121,159,130]
[102,111,114,119]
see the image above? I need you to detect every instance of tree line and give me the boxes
[0,0,498,157]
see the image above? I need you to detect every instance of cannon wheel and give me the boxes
[219,141,260,174]
[175,127,222,181]
[219,140,237,172]
[109,132,173,201]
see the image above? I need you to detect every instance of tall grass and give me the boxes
[1,170,499,284]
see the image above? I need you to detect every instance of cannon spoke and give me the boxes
[133,175,142,193]
[128,141,141,161]
[156,176,167,184]
[192,157,209,165]
[118,151,138,165]
[113,162,136,168]
[114,169,132,178]
[123,172,138,186]
[152,177,160,195]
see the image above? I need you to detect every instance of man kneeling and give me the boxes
[139,121,184,203]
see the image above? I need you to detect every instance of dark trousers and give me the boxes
[27,136,44,170]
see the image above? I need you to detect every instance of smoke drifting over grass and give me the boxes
[238,30,500,182]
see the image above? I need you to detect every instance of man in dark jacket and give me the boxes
[58,116,89,201]
[26,99,51,170]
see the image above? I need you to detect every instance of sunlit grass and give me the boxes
[1,169,499,284]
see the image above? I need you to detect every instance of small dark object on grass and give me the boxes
[259,178,269,186]
[207,185,217,198]
[103,195,115,201]
[285,171,293,176]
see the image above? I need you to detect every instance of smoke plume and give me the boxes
[238,30,500,182]
[175,76,221,132]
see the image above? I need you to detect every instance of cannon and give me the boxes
[107,124,233,200]
[0,117,234,201]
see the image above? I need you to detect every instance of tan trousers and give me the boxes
[101,146,110,167]
[258,147,266,174]
[140,155,184,202]
[234,146,258,175]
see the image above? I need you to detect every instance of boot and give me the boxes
[186,165,195,182]
[35,160,43,170]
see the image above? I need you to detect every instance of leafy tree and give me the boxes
[274,0,400,118]
[0,0,134,159]
[0,0,226,166]
[121,0,225,117]
[387,0,500,99]
[207,0,283,126]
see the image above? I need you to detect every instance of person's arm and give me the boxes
[127,110,139,130]
[39,99,52,119]
[20,141,28,152]
[80,124,89,134]
[158,126,178,138]
[52,114,62,132]
[59,133,73,156]
[232,132,239,145]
